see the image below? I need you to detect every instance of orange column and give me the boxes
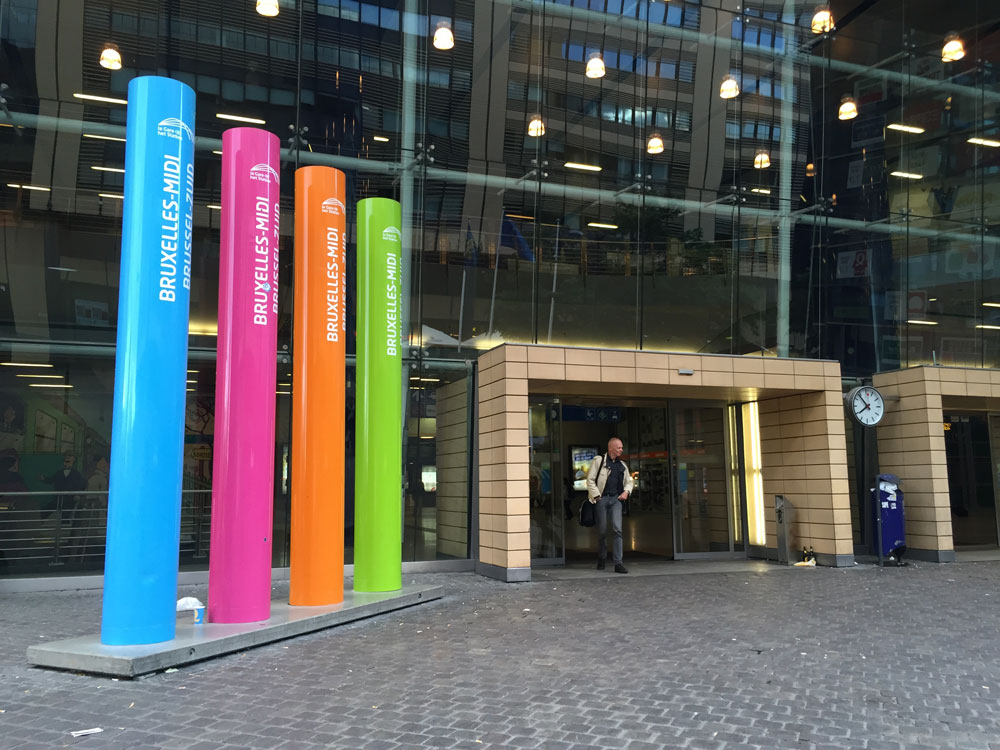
[290,166,347,605]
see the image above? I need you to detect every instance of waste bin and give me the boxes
[871,474,906,565]
[775,495,795,564]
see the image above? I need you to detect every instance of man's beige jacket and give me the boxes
[585,454,635,503]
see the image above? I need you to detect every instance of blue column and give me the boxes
[101,76,196,645]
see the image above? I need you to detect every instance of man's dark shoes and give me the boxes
[596,558,605,570]
[614,563,628,574]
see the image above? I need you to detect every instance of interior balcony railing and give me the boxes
[0,490,212,577]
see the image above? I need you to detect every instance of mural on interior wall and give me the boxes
[0,390,104,494]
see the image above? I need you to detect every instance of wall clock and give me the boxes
[846,385,885,427]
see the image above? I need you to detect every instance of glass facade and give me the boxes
[0,0,997,575]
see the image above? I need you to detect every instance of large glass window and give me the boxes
[1,0,998,576]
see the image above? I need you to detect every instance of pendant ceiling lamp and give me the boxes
[100,43,122,70]
[719,75,740,99]
[941,33,965,62]
[811,6,833,34]
[433,21,455,50]
[838,95,858,121]
[528,114,545,137]
[256,0,279,17]
[753,150,771,169]
[646,133,664,155]
[525,4,545,139]
[586,52,606,79]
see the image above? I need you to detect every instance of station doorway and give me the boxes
[528,398,748,565]
[945,413,1000,548]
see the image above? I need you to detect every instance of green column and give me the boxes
[354,197,404,592]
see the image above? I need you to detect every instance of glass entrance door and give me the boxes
[529,400,565,563]
[621,408,674,559]
[946,413,999,547]
[670,403,741,558]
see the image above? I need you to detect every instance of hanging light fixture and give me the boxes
[811,6,834,34]
[806,162,816,177]
[646,133,664,155]
[585,52,606,79]
[838,94,858,121]
[256,0,279,17]
[941,33,965,62]
[99,43,122,70]
[753,150,771,169]
[528,114,545,137]
[719,74,740,99]
[433,20,455,50]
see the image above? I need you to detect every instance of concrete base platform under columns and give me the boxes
[815,552,856,567]
[907,548,957,563]
[26,584,443,678]
[475,561,530,582]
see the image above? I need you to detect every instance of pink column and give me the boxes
[208,127,281,623]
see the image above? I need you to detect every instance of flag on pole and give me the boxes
[464,222,480,266]
[500,215,534,262]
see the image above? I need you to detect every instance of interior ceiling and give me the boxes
[831,0,1000,62]
[940,396,1000,412]
[527,379,805,404]
[837,0,995,34]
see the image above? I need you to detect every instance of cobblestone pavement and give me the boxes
[3,561,1000,749]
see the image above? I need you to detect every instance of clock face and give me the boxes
[851,386,884,426]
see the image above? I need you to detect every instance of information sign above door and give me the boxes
[561,406,624,422]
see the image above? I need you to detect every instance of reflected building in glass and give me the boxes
[1,0,998,582]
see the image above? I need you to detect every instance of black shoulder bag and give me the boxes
[578,454,605,527]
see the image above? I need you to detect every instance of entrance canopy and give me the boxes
[476,344,852,582]
[873,365,1000,561]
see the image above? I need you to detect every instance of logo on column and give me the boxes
[382,225,401,243]
[249,163,279,183]
[157,118,194,142]
[321,197,345,216]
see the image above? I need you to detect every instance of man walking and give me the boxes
[39,452,86,519]
[586,437,633,574]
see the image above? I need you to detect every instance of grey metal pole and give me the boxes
[457,267,467,352]
[546,220,561,343]
[400,0,420,353]
[777,1,795,358]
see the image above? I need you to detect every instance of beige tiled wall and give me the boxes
[527,345,839,392]
[871,366,979,556]
[757,390,853,559]
[434,379,469,559]
[477,346,531,573]
[477,344,851,576]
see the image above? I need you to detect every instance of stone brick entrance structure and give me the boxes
[475,344,854,582]
[872,365,1000,562]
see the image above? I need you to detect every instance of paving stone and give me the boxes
[3,566,1000,749]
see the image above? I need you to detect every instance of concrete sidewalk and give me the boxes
[3,562,1000,749]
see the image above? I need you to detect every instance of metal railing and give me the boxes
[0,490,212,576]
